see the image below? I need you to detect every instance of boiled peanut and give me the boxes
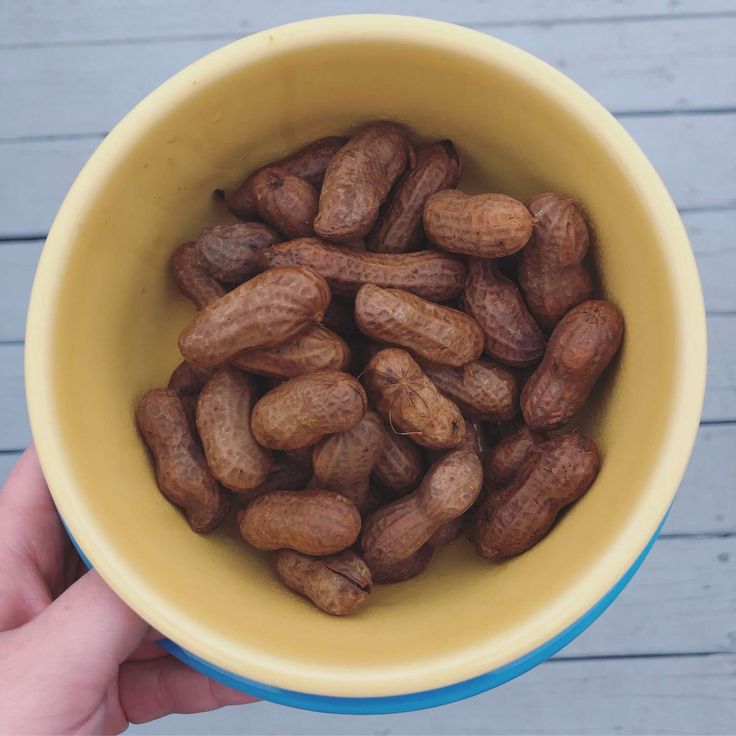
[355,284,484,367]
[232,323,350,378]
[194,223,281,284]
[261,238,466,302]
[474,433,600,558]
[464,257,546,367]
[370,545,434,584]
[368,140,460,253]
[196,367,272,492]
[359,483,388,516]
[521,300,624,431]
[484,424,545,489]
[251,167,319,239]
[372,427,424,495]
[238,490,361,554]
[427,418,480,465]
[136,389,229,533]
[171,241,226,309]
[251,370,367,450]
[424,190,532,257]
[519,193,594,330]
[283,446,313,468]
[322,298,360,340]
[361,449,482,567]
[167,360,214,429]
[275,549,372,616]
[422,359,517,421]
[427,516,464,547]
[238,457,311,504]
[312,410,385,506]
[223,136,347,221]
[178,266,330,368]
[315,121,413,241]
[364,348,464,450]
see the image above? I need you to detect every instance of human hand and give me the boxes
[0,447,256,735]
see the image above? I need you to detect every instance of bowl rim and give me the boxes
[26,14,707,699]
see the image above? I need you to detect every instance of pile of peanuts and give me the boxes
[137,121,624,616]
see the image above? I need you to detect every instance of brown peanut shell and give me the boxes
[484,424,545,489]
[372,427,424,495]
[370,545,434,584]
[171,241,226,309]
[238,458,311,504]
[355,284,484,367]
[251,167,319,239]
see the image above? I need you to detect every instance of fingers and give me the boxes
[27,569,149,682]
[119,656,257,724]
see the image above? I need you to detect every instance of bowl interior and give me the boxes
[28,17,703,698]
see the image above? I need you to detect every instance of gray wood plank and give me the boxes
[705,314,736,423]
[0,241,43,341]
[3,15,736,141]
[127,653,736,735]
[0,344,28,450]
[3,0,734,46]
[1,113,733,240]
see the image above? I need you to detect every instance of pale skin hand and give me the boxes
[0,447,256,735]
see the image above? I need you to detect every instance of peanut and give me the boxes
[355,284,484,367]
[196,367,272,492]
[171,241,226,309]
[251,167,319,239]
[261,238,466,302]
[315,121,413,241]
[364,348,464,450]
[178,266,330,368]
[484,424,545,489]
[194,223,281,284]
[312,410,385,506]
[283,446,313,469]
[368,140,461,253]
[521,300,624,431]
[519,193,594,330]
[361,448,482,567]
[251,370,367,450]
[232,323,350,378]
[422,360,517,421]
[136,389,229,533]
[474,432,600,558]
[223,136,347,221]
[424,190,532,257]
[238,490,361,554]
[427,418,480,465]
[275,549,371,616]
[464,257,546,367]
[427,516,464,547]
[239,457,311,504]
[167,360,214,429]
[372,427,424,496]
[359,483,388,516]
[370,545,434,584]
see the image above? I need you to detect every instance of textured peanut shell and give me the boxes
[239,490,361,554]
[224,136,347,220]
[251,370,367,450]
[371,545,434,584]
[521,300,625,431]
[312,410,385,506]
[194,223,281,284]
[355,284,484,367]
[238,458,311,504]
[232,323,350,378]
[424,190,533,257]
[168,361,214,429]
[171,241,226,309]
[315,121,412,241]
[261,238,466,302]
[368,141,461,253]
[427,418,480,465]
[422,359,517,421]
[519,193,593,331]
[428,516,464,547]
[364,348,464,450]
[196,367,272,492]
[136,389,229,533]
[484,424,545,489]
[178,266,330,368]
[251,167,319,239]
[275,549,371,616]
[474,433,600,558]
[361,449,482,567]
[372,427,424,495]
[464,258,546,367]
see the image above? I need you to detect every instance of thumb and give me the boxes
[29,569,150,681]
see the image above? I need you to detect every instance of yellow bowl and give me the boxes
[26,15,706,713]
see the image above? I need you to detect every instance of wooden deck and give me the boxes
[1,2,734,733]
